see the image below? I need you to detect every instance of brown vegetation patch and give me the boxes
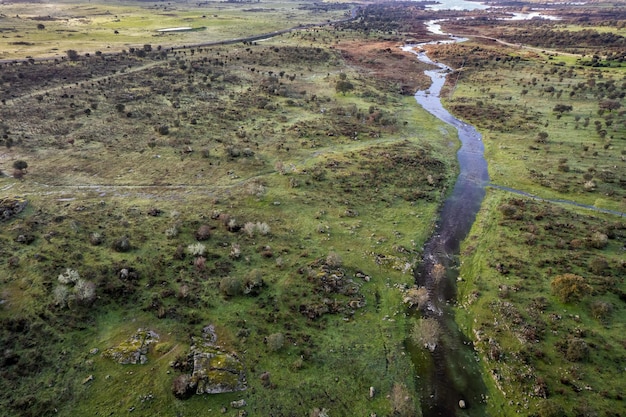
[335,40,432,93]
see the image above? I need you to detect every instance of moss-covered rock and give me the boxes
[0,197,27,221]
[172,325,247,398]
[102,329,159,364]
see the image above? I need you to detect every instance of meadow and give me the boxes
[0,2,457,416]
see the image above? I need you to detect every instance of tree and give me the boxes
[335,80,354,95]
[599,99,621,112]
[553,103,573,114]
[37,23,45,30]
[12,160,27,171]
[66,49,79,61]
[551,273,591,303]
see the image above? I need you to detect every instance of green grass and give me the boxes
[458,189,625,417]
[0,25,456,416]
[0,0,350,59]
[434,39,626,212]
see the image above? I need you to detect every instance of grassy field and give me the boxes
[427,37,626,213]
[0,0,351,60]
[2,1,625,416]
[0,12,455,416]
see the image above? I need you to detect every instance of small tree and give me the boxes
[66,49,79,61]
[551,273,591,303]
[335,80,354,95]
[219,276,242,297]
[13,160,28,171]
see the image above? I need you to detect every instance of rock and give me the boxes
[82,374,94,385]
[102,329,160,364]
[369,386,375,398]
[260,371,271,388]
[172,374,195,400]
[231,399,246,408]
[89,348,99,355]
[171,325,247,399]
[192,349,247,394]
[459,399,467,409]
[0,197,27,221]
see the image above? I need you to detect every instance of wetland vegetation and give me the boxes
[0,1,624,417]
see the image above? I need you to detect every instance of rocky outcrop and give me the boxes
[172,325,247,398]
[0,197,27,221]
[102,329,160,364]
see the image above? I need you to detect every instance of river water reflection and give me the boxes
[404,38,490,416]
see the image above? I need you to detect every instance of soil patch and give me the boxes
[335,40,432,93]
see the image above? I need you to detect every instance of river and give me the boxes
[404,37,490,417]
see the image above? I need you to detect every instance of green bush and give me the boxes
[550,274,591,303]
[219,276,243,297]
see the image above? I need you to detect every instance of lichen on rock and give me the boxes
[172,324,247,398]
[0,197,27,221]
[102,328,160,364]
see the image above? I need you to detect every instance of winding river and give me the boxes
[404,38,490,417]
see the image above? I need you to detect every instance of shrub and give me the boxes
[589,257,609,275]
[536,400,567,417]
[89,232,103,246]
[187,242,206,256]
[432,263,446,284]
[551,274,591,303]
[243,269,264,295]
[403,287,429,309]
[256,222,270,236]
[165,225,178,238]
[325,252,342,268]
[589,232,608,249]
[499,203,517,218]
[219,276,242,297]
[53,285,70,307]
[564,337,589,362]
[12,160,28,171]
[75,279,96,305]
[195,225,211,241]
[411,317,441,352]
[229,243,241,259]
[590,300,613,322]
[58,268,80,284]
[243,222,256,237]
[266,333,284,352]
[112,236,131,252]
[172,374,194,399]
[390,382,416,417]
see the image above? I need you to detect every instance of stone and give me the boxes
[231,399,246,408]
[0,197,27,221]
[192,349,247,394]
[102,329,160,364]
[171,325,247,398]
[459,399,467,409]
